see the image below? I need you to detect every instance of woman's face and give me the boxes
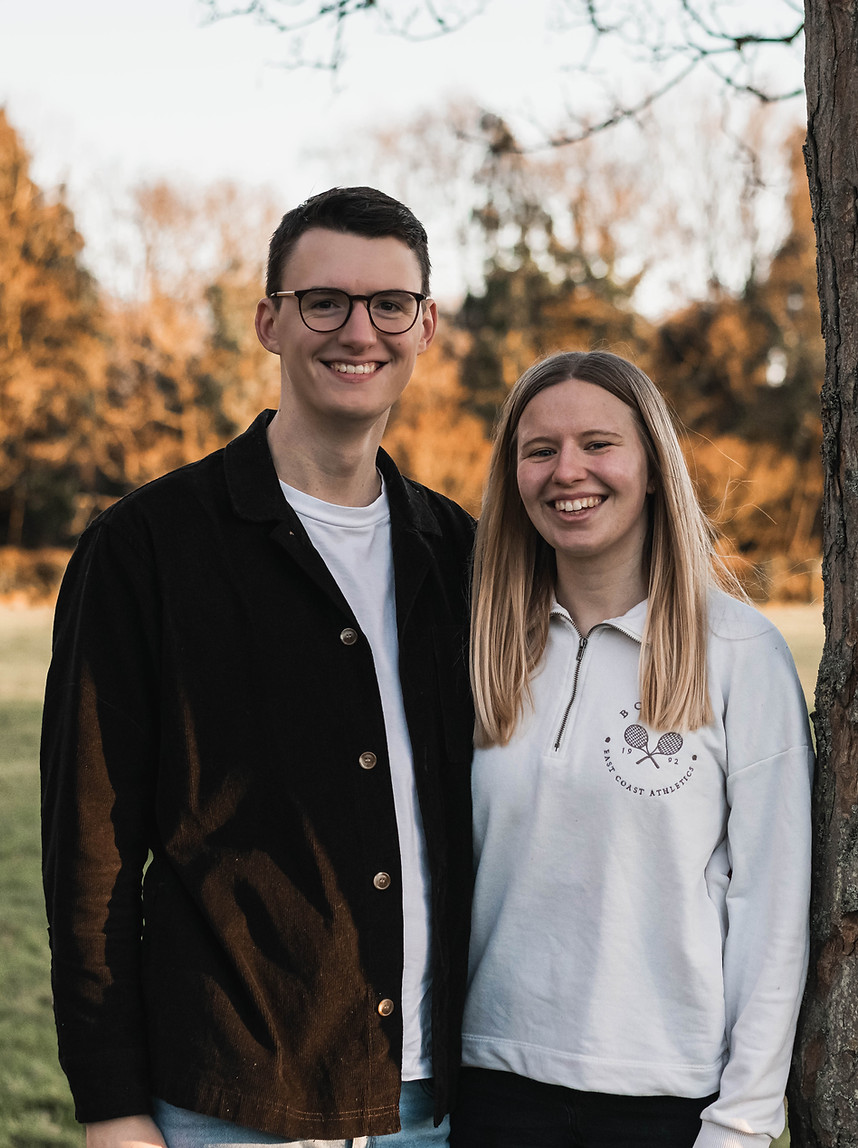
[515,377,654,575]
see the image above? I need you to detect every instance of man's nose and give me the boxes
[339,298,377,343]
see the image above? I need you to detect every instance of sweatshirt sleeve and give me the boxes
[694,624,814,1148]
[40,514,161,1122]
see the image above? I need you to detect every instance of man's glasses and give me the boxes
[269,288,427,334]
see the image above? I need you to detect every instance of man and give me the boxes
[41,187,475,1147]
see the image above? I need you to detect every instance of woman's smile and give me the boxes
[516,378,653,576]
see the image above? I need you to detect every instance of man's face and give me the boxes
[255,227,437,432]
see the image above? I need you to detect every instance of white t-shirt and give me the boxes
[280,477,432,1080]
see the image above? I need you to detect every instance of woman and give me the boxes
[451,351,813,1148]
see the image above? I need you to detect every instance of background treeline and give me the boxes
[0,105,822,600]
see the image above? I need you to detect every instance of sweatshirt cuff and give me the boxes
[694,1122,772,1148]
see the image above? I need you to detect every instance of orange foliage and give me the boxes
[684,433,822,600]
[383,333,491,517]
[0,113,824,603]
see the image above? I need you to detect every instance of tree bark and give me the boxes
[788,1,858,1144]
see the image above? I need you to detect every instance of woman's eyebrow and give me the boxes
[519,427,623,448]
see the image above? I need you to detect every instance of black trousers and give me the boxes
[450,1068,719,1148]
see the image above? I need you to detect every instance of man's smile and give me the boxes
[327,361,383,375]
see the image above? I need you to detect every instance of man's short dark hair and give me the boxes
[265,186,431,299]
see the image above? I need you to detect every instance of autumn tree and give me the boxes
[0,135,283,553]
[103,179,280,488]
[454,113,651,426]
[348,96,816,582]
[382,332,491,516]
[0,109,109,547]
[650,129,823,598]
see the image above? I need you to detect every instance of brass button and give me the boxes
[340,627,358,645]
[373,871,391,890]
[378,998,395,1017]
[359,751,377,770]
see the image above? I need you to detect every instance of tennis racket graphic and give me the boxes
[623,724,684,767]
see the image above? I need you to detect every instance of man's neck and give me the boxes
[265,408,387,507]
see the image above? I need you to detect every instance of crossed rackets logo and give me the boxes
[623,724,683,768]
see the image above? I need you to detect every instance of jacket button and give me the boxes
[378,999,395,1017]
[373,871,391,890]
[359,751,377,770]
[340,627,358,645]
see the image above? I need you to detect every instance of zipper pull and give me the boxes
[577,636,588,663]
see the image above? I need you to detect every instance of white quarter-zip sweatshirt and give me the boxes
[462,591,813,1148]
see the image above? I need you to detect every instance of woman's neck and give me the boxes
[554,558,648,636]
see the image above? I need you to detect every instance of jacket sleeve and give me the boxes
[41,514,161,1122]
[695,626,814,1148]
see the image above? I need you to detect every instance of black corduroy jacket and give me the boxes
[41,411,475,1140]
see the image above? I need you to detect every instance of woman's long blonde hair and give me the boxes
[471,350,742,747]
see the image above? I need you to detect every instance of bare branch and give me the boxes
[574,0,804,102]
[545,59,701,148]
[702,60,803,103]
[446,56,699,158]
[199,0,488,70]
[197,0,805,118]
[679,0,803,51]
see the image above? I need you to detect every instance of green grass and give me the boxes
[0,602,822,1147]
[0,606,53,704]
[0,606,81,1146]
[0,610,83,1147]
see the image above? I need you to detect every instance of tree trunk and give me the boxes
[788,1,858,1144]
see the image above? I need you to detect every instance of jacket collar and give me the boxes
[224,410,292,524]
[224,410,443,540]
[377,445,442,539]
[223,413,444,628]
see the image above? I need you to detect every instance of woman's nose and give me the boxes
[552,445,588,484]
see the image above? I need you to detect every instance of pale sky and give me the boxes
[1,0,805,306]
[5,0,558,187]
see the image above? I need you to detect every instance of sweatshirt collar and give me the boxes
[549,597,648,642]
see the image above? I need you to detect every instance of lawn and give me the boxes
[0,601,821,1147]
[0,606,81,1147]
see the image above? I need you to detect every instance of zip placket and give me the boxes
[550,613,643,752]
[553,634,588,750]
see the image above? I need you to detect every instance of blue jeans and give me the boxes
[449,1069,718,1148]
[152,1080,449,1147]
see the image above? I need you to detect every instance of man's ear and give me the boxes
[416,298,439,356]
[255,297,280,354]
